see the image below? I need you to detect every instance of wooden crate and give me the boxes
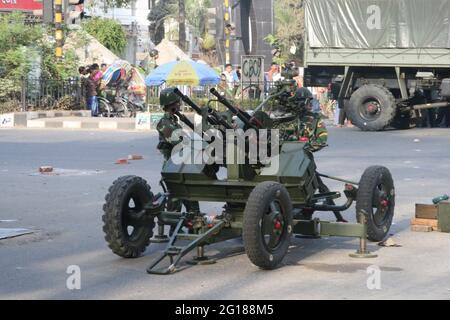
[413,202,450,233]
[411,218,438,227]
[415,204,438,219]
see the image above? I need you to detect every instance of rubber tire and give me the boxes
[243,181,293,269]
[116,101,131,118]
[98,99,112,117]
[347,84,397,131]
[102,175,155,258]
[356,166,395,242]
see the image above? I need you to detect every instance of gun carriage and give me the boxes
[102,66,395,274]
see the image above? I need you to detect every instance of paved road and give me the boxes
[0,127,449,299]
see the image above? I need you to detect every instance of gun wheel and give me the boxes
[356,166,395,242]
[102,175,155,258]
[243,182,293,269]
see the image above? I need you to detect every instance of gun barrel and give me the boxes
[173,88,202,114]
[209,88,256,129]
[174,111,195,131]
[174,87,233,130]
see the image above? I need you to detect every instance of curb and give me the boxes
[2,111,195,131]
[1,110,91,128]
[26,119,143,131]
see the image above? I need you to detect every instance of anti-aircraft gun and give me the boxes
[101,73,396,274]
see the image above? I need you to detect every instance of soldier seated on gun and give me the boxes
[296,87,328,152]
[156,87,200,214]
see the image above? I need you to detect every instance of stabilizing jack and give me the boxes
[146,215,225,275]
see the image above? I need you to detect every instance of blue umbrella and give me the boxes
[145,60,220,86]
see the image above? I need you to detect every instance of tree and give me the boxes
[88,0,132,10]
[0,12,79,112]
[178,0,186,50]
[148,0,174,45]
[266,0,305,63]
[185,0,211,36]
[82,17,127,55]
[0,12,79,82]
[148,0,211,48]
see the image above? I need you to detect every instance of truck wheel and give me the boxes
[102,175,155,258]
[347,85,396,131]
[243,181,293,269]
[356,166,395,242]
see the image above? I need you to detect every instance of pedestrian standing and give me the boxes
[86,66,99,117]
[222,64,237,91]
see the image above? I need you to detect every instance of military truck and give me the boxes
[303,0,450,131]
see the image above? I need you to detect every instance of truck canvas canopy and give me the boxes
[305,0,450,49]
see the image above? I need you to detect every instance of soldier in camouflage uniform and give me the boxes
[156,88,183,161]
[156,87,200,213]
[296,87,328,152]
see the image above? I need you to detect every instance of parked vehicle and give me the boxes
[97,96,131,118]
[303,0,450,131]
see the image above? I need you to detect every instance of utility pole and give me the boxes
[54,0,63,61]
[178,0,186,51]
[223,0,231,64]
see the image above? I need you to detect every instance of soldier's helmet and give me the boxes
[149,49,159,58]
[160,87,181,107]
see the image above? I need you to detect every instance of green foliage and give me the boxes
[0,12,80,112]
[103,0,130,8]
[269,0,305,63]
[185,0,211,35]
[202,33,216,51]
[87,0,131,9]
[0,13,42,80]
[82,17,127,55]
[0,12,43,53]
[38,36,79,80]
[148,0,211,47]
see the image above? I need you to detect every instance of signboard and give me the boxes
[0,0,42,11]
[135,112,151,130]
[241,55,265,83]
[0,113,15,128]
[150,112,164,129]
[135,112,164,130]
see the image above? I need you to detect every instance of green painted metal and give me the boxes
[319,221,366,238]
[161,142,319,205]
[438,202,450,233]
[293,219,320,237]
[304,47,450,68]
[147,219,227,274]
[143,83,379,274]
[293,219,366,238]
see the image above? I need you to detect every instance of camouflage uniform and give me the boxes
[300,111,328,151]
[156,112,182,161]
[156,87,199,213]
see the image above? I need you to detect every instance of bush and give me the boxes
[0,100,22,114]
[82,18,127,55]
